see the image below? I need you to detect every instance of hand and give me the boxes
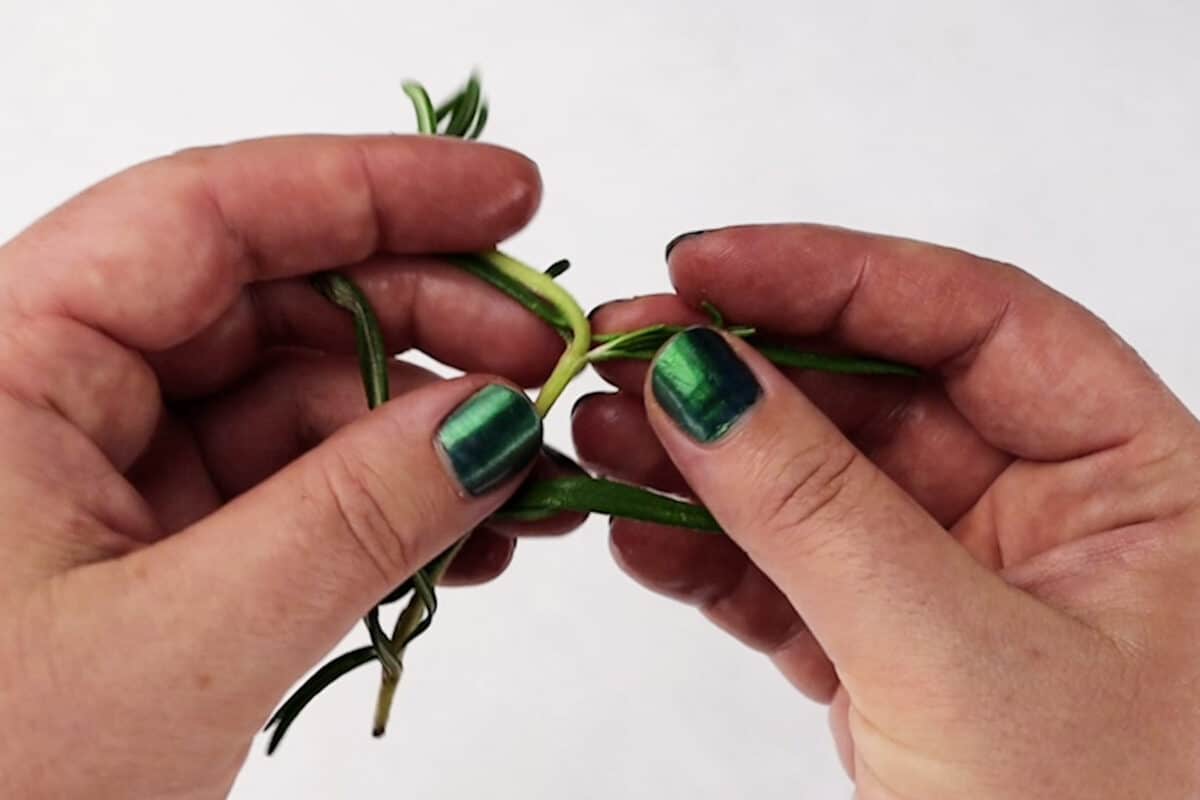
[573,225,1200,798]
[0,135,580,799]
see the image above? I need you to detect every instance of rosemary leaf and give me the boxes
[700,300,725,327]
[752,344,921,377]
[310,274,390,411]
[443,73,482,137]
[364,608,402,679]
[264,646,379,754]
[435,92,462,124]
[467,102,490,139]
[380,577,413,605]
[401,81,438,135]
[545,259,571,278]
[496,476,722,533]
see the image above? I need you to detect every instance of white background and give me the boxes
[2,2,1198,798]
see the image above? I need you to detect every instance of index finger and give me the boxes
[667,224,1179,460]
[0,135,541,351]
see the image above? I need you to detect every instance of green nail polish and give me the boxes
[651,328,761,443]
[437,385,542,496]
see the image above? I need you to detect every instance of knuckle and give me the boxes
[756,440,861,545]
[318,447,416,583]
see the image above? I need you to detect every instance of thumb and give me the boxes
[77,376,541,730]
[642,328,1015,684]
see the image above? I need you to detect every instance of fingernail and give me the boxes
[664,229,711,260]
[651,328,761,443]
[587,297,635,323]
[437,385,543,496]
[543,445,586,474]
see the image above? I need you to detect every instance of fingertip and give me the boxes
[772,638,840,704]
[664,225,738,296]
[665,224,818,311]
[571,392,641,462]
[664,229,714,261]
[590,360,650,394]
[587,293,703,335]
[474,143,543,243]
[588,295,707,392]
[608,518,748,606]
[570,390,607,421]
[440,529,517,586]
[358,135,544,253]
[643,326,767,449]
[432,378,544,499]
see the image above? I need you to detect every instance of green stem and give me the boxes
[447,254,570,334]
[496,476,721,532]
[373,536,468,735]
[475,250,591,416]
[311,274,390,406]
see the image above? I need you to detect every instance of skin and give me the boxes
[3,136,1196,799]
[574,225,1200,799]
[0,135,582,799]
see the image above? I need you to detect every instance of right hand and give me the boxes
[573,225,1200,798]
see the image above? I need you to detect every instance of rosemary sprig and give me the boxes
[495,476,721,531]
[265,73,920,753]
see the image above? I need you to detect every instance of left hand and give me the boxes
[0,135,578,799]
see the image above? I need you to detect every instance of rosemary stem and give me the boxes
[477,250,591,416]
[373,536,468,735]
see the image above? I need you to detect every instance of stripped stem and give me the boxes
[474,250,591,416]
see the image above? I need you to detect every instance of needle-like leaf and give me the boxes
[467,101,490,139]
[752,344,921,376]
[497,476,722,532]
[442,74,482,137]
[435,92,463,124]
[701,300,725,327]
[264,646,379,754]
[402,81,438,135]
[364,608,402,679]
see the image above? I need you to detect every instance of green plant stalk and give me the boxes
[371,248,591,734]
[371,77,575,740]
[311,274,410,681]
[496,476,721,531]
[480,250,591,414]
[373,536,467,736]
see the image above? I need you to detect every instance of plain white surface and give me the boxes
[3,2,1199,797]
